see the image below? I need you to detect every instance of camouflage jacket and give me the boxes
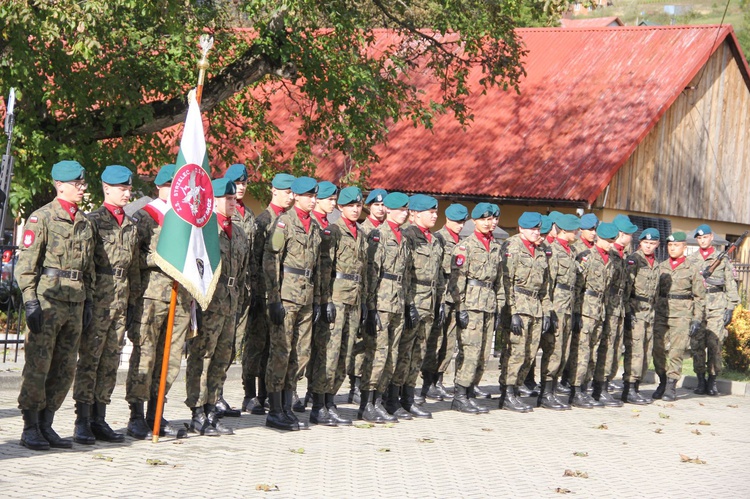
[688,250,740,314]
[502,234,550,318]
[655,257,706,322]
[366,222,411,313]
[252,205,282,300]
[263,209,321,306]
[547,239,578,316]
[403,225,445,314]
[232,202,256,304]
[330,217,367,306]
[434,227,461,304]
[449,233,504,313]
[360,217,382,238]
[87,205,140,311]
[209,223,249,316]
[16,200,96,304]
[625,250,660,322]
[574,246,612,321]
[312,213,335,305]
[605,249,630,318]
[571,238,595,258]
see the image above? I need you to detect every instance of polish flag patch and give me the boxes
[28,216,38,223]
[23,230,35,248]
[276,221,286,228]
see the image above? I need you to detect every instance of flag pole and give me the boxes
[152,34,214,444]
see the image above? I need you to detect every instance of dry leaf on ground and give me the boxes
[679,454,706,464]
[573,452,589,457]
[563,469,589,478]
[256,484,280,492]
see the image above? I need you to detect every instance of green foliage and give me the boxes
[724,304,750,373]
[739,0,750,60]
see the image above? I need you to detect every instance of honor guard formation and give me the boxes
[15,161,740,449]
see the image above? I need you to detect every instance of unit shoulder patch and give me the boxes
[23,230,35,248]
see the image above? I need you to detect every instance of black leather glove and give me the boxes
[24,299,43,335]
[457,310,469,329]
[313,304,322,324]
[572,313,583,334]
[268,302,286,325]
[325,302,337,323]
[624,313,635,331]
[510,314,524,336]
[542,315,551,334]
[126,304,135,330]
[724,307,735,328]
[405,303,420,330]
[366,310,381,336]
[83,299,94,330]
[360,303,368,326]
[437,303,446,328]
[494,312,502,332]
[689,320,702,337]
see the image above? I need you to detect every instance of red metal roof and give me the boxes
[560,17,625,27]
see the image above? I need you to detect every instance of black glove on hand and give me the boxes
[689,320,702,337]
[510,314,524,336]
[313,304,322,324]
[572,313,583,334]
[83,299,94,330]
[724,307,735,328]
[624,313,635,331]
[24,299,43,335]
[360,303,368,326]
[366,310,381,336]
[542,315,551,335]
[325,302,337,323]
[126,304,135,331]
[405,303,420,329]
[457,310,469,329]
[437,303,446,327]
[268,302,286,326]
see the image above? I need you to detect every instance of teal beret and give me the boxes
[51,160,85,182]
[365,189,388,205]
[667,232,687,242]
[272,173,295,190]
[445,203,469,222]
[639,228,660,240]
[409,194,438,212]
[224,163,248,182]
[317,181,338,200]
[212,177,237,197]
[580,213,599,230]
[291,176,318,195]
[472,202,495,220]
[518,212,542,229]
[101,165,133,185]
[491,204,500,217]
[694,224,712,237]
[154,164,176,186]
[613,214,638,234]
[540,215,553,234]
[596,222,619,240]
[338,186,363,205]
[548,210,564,225]
[384,192,409,209]
[557,214,581,231]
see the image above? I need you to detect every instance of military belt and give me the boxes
[555,283,573,291]
[95,265,126,279]
[382,272,403,283]
[585,289,603,299]
[283,265,313,279]
[633,295,652,303]
[661,293,692,300]
[335,271,361,282]
[42,267,82,281]
[415,278,436,287]
[706,286,725,293]
[514,286,539,299]
[468,279,493,289]
[219,275,237,287]
[609,287,624,297]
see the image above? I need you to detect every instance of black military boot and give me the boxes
[309,393,337,426]
[473,384,492,399]
[384,384,407,418]
[256,374,269,414]
[348,375,362,404]
[538,380,566,410]
[38,408,73,448]
[451,384,479,414]
[693,373,707,395]
[569,386,594,409]
[242,377,257,412]
[292,390,306,413]
[519,367,540,397]
[551,380,571,409]
[90,402,125,442]
[358,390,386,423]
[265,392,299,431]
[147,398,188,439]
[435,372,454,399]
[373,391,398,422]
[663,378,678,402]
[284,390,310,429]
[206,404,234,434]
[215,389,241,418]
[422,371,443,401]
[633,381,652,404]
[403,385,432,418]
[20,409,50,451]
[500,385,532,413]
[706,375,719,396]
[190,406,219,436]
[73,402,96,445]
[467,385,490,413]
[652,372,667,400]
[556,375,572,395]
[596,379,623,407]
[325,393,352,426]
[127,402,152,440]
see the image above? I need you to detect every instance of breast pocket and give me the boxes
[47,224,71,258]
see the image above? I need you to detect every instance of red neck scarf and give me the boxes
[475,230,492,251]
[295,206,312,233]
[596,245,610,264]
[387,220,402,244]
[645,254,656,266]
[556,237,571,254]
[216,213,232,238]
[582,238,594,249]
[103,202,125,226]
[343,218,358,239]
[57,198,78,220]
[699,247,715,259]
[417,225,432,243]
[521,237,536,256]
[446,227,460,244]
[669,256,686,270]
[613,243,625,258]
[368,216,383,228]
[546,234,555,244]
[312,210,329,229]
[270,203,285,216]
[236,201,245,217]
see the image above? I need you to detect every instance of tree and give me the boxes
[1,1,530,214]
[739,0,750,61]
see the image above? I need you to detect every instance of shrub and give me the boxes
[724,305,750,372]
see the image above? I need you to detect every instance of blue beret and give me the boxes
[518,212,542,229]
[557,214,581,231]
[491,204,500,217]
[291,176,318,195]
[365,188,388,205]
[579,213,599,230]
[51,160,85,182]
[667,231,687,242]
[613,214,638,234]
[472,202,495,220]
[596,222,619,240]
[101,165,133,185]
[317,181,338,200]
[694,224,712,237]
[384,192,409,209]
[639,228,660,241]
[224,163,248,182]
[409,194,438,212]
[272,173,296,190]
[154,164,176,186]
[212,177,237,197]
[338,186,363,205]
[540,215,553,234]
[548,211,564,225]
[445,203,469,222]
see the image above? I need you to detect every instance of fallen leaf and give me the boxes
[256,484,280,492]
[658,412,670,419]
[354,423,375,429]
[377,448,391,452]
[417,438,435,443]
[727,404,738,408]
[92,453,113,462]
[554,487,573,494]
[384,422,396,428]
[692,429,702,435]
[632,414,640,418]
[481,428,493,432]
[698,402,705,407]
[679,454,706,464]
[653,428,663,434]
[664,403,675,408]
[288,448,305,454]
[563,469,589,478]
[631,409,642,413]
[698,421,711,426]
[172,441,184,445]
[595,424,608,430]
[573,451,588,457]
[146,459,168,466]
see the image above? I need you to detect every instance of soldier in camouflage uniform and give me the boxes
[359,192,411,423]
[688,224,738,396]
[17,161,95,451]
[422,204,469,401]
[448,203,504,414]
[73,165,140,444]
[621,228,661,405]
[263,176,321,431]
[185,178,249,436]
[652,232,706,401]
[241,173,295,415]
[125,164,191,440]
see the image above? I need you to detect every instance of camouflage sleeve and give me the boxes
[503,243,517,311]
[624,260,638,316]
[16,214,47,303]
[366,231,383,310]
[127,223,141,308]
[725,259,741,306]
[252,216,269,298]
[547,251,559,296]
[313,232,322,307]
[494,253,505,311]
[540,258,551,315]
[138,216,155,270]
[573,251,589,314]
[436,245,446,305]
[263,218,289,305]
[244,223,257,303]
[83,219,96,301]
[692,266,706,323]
[236,226,249,298]
[404,233,417,307]
[449,245,467,309]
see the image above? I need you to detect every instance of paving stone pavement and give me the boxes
[0,364,749,498]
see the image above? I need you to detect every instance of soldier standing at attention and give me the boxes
[689,224,740,396]
[263,177,320,431]
[241,173,295,415]
[17,160,95,451]
[621,228,661,405]
[449,203,504,414]
[652,232,705,402]
[73,165,140,444]
[571,214,598,256]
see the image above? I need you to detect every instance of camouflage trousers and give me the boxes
[125,297,191,404]
[310,303,361,394]
[499,313,543,386]
[233,299,250,363]
[349,326,365,378]
[242,299,270,389]
[653,316,690,381]
[361,311,404,393]
[73,301,127,404]
[454,310,491,388]
[18,297,83,411]
[185,310,235,408]
[423,302,457,375]
[392,312,433,388]
[265,301,313,393]
[595,311,623,383]
[622,317,653,383]
[540,313,571,382]
[567,316,603,387]
[691,312,727,376]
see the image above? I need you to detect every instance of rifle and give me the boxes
[700,230,748,279]
[1,88,16,238]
